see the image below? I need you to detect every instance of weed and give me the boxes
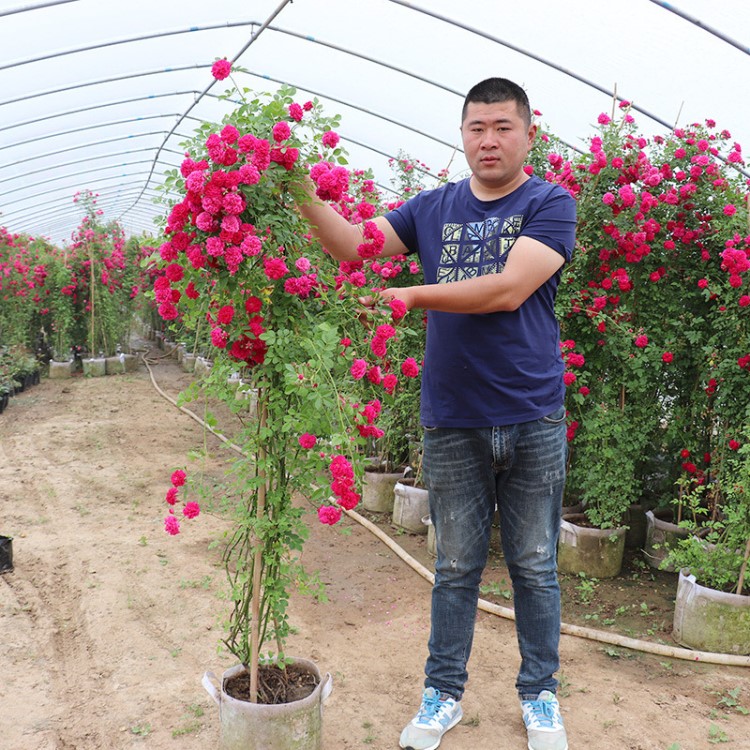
[575,572,598,604]
[557,672,571,698]
[462,714,481,727]
[708,724,728,743]
[138,536,148,546]
[172,704,204,738]
[130,722,151,737]
[479,579,512,600]
[178,574,213,590]
[714,686,749,715]
[362,720,376,744]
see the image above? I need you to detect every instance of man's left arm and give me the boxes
[381,236,564,314]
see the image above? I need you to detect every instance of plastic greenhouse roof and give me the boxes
[0,0,748,247]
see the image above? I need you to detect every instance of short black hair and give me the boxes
[462,78,532,127]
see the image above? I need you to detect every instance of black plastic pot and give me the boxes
[0,536,13,573]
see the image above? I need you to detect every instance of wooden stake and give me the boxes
[736,536,750,596]
[249,394,267,703]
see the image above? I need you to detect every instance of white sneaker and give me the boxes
[520,690,568,750]
[399,687,463,750]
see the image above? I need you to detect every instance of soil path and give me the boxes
[1,345,749,750]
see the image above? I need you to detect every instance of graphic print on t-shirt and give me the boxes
[436,214,524,284]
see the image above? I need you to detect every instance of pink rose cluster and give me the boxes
[318,454,361,525]
[163,469,201,536]
[310,160,350,202]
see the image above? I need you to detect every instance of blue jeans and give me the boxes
[422,406,567,701]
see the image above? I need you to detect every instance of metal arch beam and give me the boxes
[0,92,205,135]
[649,0,749,56]
[0,0,78,18]
[0,63,465,157]
[0,169,178,209]
[385,0,748,177]
[121,0,294,218]
[0,113,202,153]
[0,130,194,172]
[2,184,166,224]
[386,0,671,126]
[37,206,161,239]
[3,185,166,230]
[0,20,261,73]
[0,158,181,200]
[0,64,212,108]
[0,147,184,187]
[238,69,461,153]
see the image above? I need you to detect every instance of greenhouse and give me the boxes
[1,2,749,749]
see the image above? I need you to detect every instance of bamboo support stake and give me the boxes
[88,244,95,357]
[736,537,750,596]
[249,395,268,703]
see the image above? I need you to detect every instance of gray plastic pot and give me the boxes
[361,468,403,513]
[673,569,750,655]
[643,509,689,571]
[392,481,429,534]
[202,659,332,750]
[557,513,627,579]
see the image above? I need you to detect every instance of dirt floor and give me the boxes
[2,339,750,750]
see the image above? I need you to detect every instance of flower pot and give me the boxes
[202,659,332,750]
[643,509,689,571]
[362,468,403,513]
[236,384,259,413]
[105,355,126,375]
[122,353,139,373]
[557,513,627,578]
[194,356,213,377]
[423,515,437,557]
[673,569,750,655]
[0,535,13,573]
[182,353,196,373]
[48,360,73,379]
[82,357,106,377]
[392,481,429,534]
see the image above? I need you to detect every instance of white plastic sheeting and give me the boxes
[0,0,748,246]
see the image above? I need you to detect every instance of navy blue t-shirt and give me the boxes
[386,176,576,428]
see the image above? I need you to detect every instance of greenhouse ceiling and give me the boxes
[1,0,748,247]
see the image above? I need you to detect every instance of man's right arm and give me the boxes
[297,178,409,262]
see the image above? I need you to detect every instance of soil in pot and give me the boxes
[203,659,331,750]
[225,662,318,704]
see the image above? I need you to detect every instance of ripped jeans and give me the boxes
[422,406,567,701]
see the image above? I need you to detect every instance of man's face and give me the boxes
[461,100,536,193]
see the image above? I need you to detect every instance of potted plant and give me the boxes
[151,61,414,749]
[543,106,750,580]
[665,432,750,655]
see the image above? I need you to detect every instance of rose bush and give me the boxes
[150,62,426,696]
[537,105,750,535]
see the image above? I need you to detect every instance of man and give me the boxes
[299,77,576,750]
